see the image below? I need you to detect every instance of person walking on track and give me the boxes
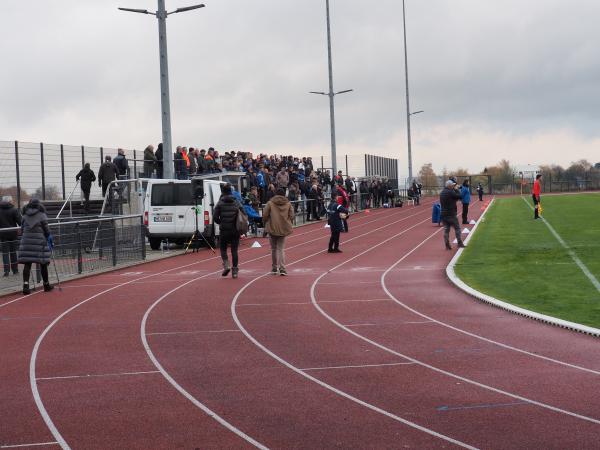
[440,180,465,250]
[263,188,294,276]
[532,173,542,219]
[214,183,243,279]
[0,196,21,277]
[76,163,96,213]
[477,182,484,201]
[460,179,471,224]
[18,199,54,294]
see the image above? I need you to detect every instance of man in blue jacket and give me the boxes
[460,179,471,224]
[327,194,348,253]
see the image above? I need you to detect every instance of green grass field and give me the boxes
[455,193,600,329]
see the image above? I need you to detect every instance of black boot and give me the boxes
[44,283,54,292]
[222,259,231,277]
[445,242,452,250]
[23,282,31,295]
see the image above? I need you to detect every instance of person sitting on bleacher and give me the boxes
[244,200,263,235]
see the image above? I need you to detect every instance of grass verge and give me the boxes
[454,193,600,329]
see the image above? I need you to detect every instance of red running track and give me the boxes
[1,200,598,449]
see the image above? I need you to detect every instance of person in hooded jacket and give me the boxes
[440,180,465,250]
[213,183,243,279]
[263,188,294,276]
[98,155,119,197]
[460,179,471,224]
[0,196,22,276]
[143,145,157,178]
[18,199,54,294]
[76,163,96,213]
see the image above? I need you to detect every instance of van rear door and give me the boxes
[148,182,176,235]
[205,181,224,236]
[174,182,197,235]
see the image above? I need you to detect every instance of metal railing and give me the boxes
[55,180,80,219]
[0,215,145,293]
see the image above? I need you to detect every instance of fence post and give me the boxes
[40,142,46,200]
[76,223,83,274]
[81,145,85,168]
[133,149,137,178]
[140,216,146,260]
[100,146,104,164]
[112,218,118,266]
[60,144,66,200]
[14,141,21,208]
[345,154,348,176]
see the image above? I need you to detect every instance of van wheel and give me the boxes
[149,237,162,250]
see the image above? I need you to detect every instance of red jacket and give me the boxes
[533,179,541,198]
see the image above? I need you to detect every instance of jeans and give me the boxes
[220,233,240,268]
[1,239,18,274]
[462,203,469,224]
[442,216,463,246]
[269,235,286,271]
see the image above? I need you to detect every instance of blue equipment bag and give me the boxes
[432,203,442,225]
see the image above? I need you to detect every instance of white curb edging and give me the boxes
[446,198,600,338]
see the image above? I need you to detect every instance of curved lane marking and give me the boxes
[309,228,600,425]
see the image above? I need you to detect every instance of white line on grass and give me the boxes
[521,196,600,294]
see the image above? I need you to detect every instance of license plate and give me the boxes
[153,214,173,223]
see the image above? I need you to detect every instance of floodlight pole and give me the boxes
[157,0,174,179]
[119,1,205,180]
[310,0,353,176]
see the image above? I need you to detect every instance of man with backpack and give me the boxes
[213,184,244,279]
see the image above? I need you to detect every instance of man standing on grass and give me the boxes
[533,173,542,219]
[440,180,465,250]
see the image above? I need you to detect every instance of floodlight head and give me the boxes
[118,7,151,14]
[172,4,205,14]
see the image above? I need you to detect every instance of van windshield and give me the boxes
[151,184,195,206]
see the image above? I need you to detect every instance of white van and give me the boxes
[142,172,247,250]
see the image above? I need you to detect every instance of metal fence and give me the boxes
[0,215,145,293]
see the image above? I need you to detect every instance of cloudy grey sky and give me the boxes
[2,0,599,178]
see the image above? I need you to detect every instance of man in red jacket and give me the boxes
[532,173,542,219]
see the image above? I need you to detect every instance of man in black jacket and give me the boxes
[98,156,119,197]
[0,196,21,276]
[440,179,466,250]
[213,184,242,279]
[76,163,96,212]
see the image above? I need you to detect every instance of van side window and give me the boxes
[151,185,174,206]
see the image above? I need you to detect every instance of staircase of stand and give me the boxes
[44,199,105,220]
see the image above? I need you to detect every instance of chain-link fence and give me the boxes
[0,215,145,293]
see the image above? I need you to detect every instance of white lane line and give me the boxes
[521,196,600,293]
[28,204,420,450]
[147,329,241,336]
[345,320,433,328]
[0,291,42,309]
[390,200,600,375]
[232,218,477,449]
[36,370,160,381]
[311,228,600,425]
[1,442,59,448]
[139,207,435,448]
[239,301,311,307]
[301,362,415,371]
[320,299,391,304]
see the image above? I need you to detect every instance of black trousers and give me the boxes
[462,203,469,224]
[23,262,49,284]
[82,189,91,211]
[478,192,483,201]
[329,230,340,251]
[1,239,18,274]
[220,233,240,268]
[442,216,463,246]
[532,194,540,218]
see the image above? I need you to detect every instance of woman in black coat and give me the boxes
[213,184,243,279]
[76,163,96,212]
[18,199,54,294]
